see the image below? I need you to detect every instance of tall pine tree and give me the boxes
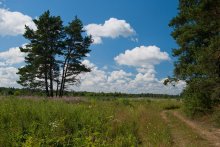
[169,0,220,115]
[59,17,92,97]
[17,11,64,97]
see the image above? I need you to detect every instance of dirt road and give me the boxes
[161,110,220,147]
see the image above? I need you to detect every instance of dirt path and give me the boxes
[161,110,220,147]
[172,111,220,146]
[161,111,195,147]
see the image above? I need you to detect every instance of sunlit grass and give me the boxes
[0,97,175,146]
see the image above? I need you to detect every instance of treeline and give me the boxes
[0,87,180,99]
[0,87,44,96]
[17,11,92,97]
[69,91,181,99]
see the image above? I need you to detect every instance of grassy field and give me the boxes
[0,97,218,146]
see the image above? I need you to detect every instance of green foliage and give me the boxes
[182,79,213,117]
[162,102,180,110]
[169,0,220,115]
[13,90,21,96]
[17,10,64,96]
[59,17,92,97]
[17,11,92,97]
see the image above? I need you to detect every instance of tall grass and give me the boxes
[0,97,173,146]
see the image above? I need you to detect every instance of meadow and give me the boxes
[0,97,219,146]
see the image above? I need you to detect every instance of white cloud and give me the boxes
[79,60,107,87]
[74,46,184,94]
[0,66,20,87]
[134,69,156,82]
[114,45,170,68]
[114,45,171,88]
[0,45,26,88]
[0,45,26,66]
[85,18,135,44]
[82,59,96,68]
[108,70,132,82]
[73,46,183,94]
[0,8,36,36]
[74,60,185,95]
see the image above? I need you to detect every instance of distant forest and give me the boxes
[0,87,180,99]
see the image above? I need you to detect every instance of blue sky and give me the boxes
[0,0,186,94]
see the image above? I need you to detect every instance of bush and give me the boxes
[163,104,180,110]
[182,80,213,117]
[14,90,21,96]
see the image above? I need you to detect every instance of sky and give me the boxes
[0,0,186,95]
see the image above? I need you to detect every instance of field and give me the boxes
[0,97,219,146]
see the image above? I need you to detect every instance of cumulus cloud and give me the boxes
[0,8,36,36]
[114,45,170,69]
[79,60,107,87]
[85,18,135,44]
[107,70,132,83]
[0,45,26,87]
[0,66,20,87]
[74,60,185,95]
[0,45,26,66]
[114,45,171,89]
[134,69,156,82]
[74,47,184,94]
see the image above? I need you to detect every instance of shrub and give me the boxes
[183,89,212,117]
[180,79,214,117]
[14,90,21,96]
[163,104,180,110]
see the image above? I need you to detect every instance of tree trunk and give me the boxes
[60,57,71,97]
[61,63,69,96]
[59,58,67,97]
[49,59,54,97]
[56,80,59,97]
[59,52,71,97]
[44,66,49,97]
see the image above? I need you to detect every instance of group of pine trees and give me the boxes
[17,11,92,97]
[169,0,220,115]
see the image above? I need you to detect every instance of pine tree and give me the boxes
[59,17,92,97]
[17,11,64,97]
[169,0,220,115]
